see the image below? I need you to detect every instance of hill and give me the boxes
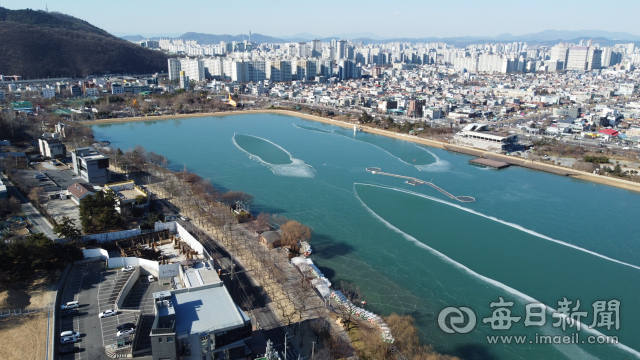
[0,7,168,78]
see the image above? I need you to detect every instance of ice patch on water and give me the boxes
[413,146,452,172]
[353,183,640,359]
[232,134,316,178]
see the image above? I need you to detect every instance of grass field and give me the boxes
[0,312,49,360]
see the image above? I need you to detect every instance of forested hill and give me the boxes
[0,7,168,78]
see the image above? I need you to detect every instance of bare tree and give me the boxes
[280,220,312,253]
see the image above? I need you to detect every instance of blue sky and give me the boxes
[4,0,640,38]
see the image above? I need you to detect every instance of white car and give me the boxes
[117,328,135,337]
[122,266,135,272]
[99,310,117,318]
[60,331,80,338]
[60,336,78,344]
[61,301,79,310]
[180,215,189,221]
[147,275,155,283]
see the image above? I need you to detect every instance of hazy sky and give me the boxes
[4,0,640,38]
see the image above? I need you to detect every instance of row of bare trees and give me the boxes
[104,145,321,329]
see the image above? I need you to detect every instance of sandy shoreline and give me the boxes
[83,110,640,193]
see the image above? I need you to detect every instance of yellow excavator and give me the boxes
[226,93,237,107]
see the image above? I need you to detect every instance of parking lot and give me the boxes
[18,163,81,194]
[13,164,87,226]
[122,276,170,353]
[46,196,81,229]
[58,261,143,360]
[59,261,96,360]
[97,268,139,348]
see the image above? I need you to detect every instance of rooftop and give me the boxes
[168,282,250,336]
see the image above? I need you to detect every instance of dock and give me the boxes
[469,158,510,169]
[365,168,475,203]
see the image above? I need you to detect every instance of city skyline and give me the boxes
[2,0,640,39]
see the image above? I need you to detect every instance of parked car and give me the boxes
[60,331,80,338]
[59,346,78,355]
[61,309,79,318]
[61,301,79,310]
[116,323,136,331]
[99,309,117,318]
[60,336,78,344]
[117,328,135,337]
[147,275,155,283]
[180,215,189,221]
[122,266,135,272]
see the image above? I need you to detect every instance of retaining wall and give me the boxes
[82,248,110,260]
[116,266,141,310]
[52,263,73,360]
[107,257,159,277]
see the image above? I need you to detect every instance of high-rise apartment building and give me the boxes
[168,58,181,80]
[311,39,322,57]
[549,44,570,70]
[179,71,190,90]
[337,39,347,60]
[566,46,589,70]
[586,47,602,70]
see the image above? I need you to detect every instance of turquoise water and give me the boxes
[92,114,640,360]
[233,134,293,165]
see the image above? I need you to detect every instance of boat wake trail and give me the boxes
[232,133,316,178]
[353,182,640,359]
[292,123,334,133]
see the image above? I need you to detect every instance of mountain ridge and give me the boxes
[0,7,168,78]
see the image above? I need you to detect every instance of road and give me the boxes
[1,174,58,239]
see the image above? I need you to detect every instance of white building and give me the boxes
[42,88,56,99]
[453,123,519,152]
[168,58,181,80]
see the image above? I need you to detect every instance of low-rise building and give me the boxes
[71,146,110,184]
[70,85,82,97]
[112,83,124,95]
[259,230,282,248]
[453,123,519,152]
[67,182,96,205]
[150,282,252,360]
[38,138,66,159]
[103,180,148,213]
[42,88,56,99]
[85,88,99,96]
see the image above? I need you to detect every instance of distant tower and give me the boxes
[46,4,48,12]
[249,30,252,44]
